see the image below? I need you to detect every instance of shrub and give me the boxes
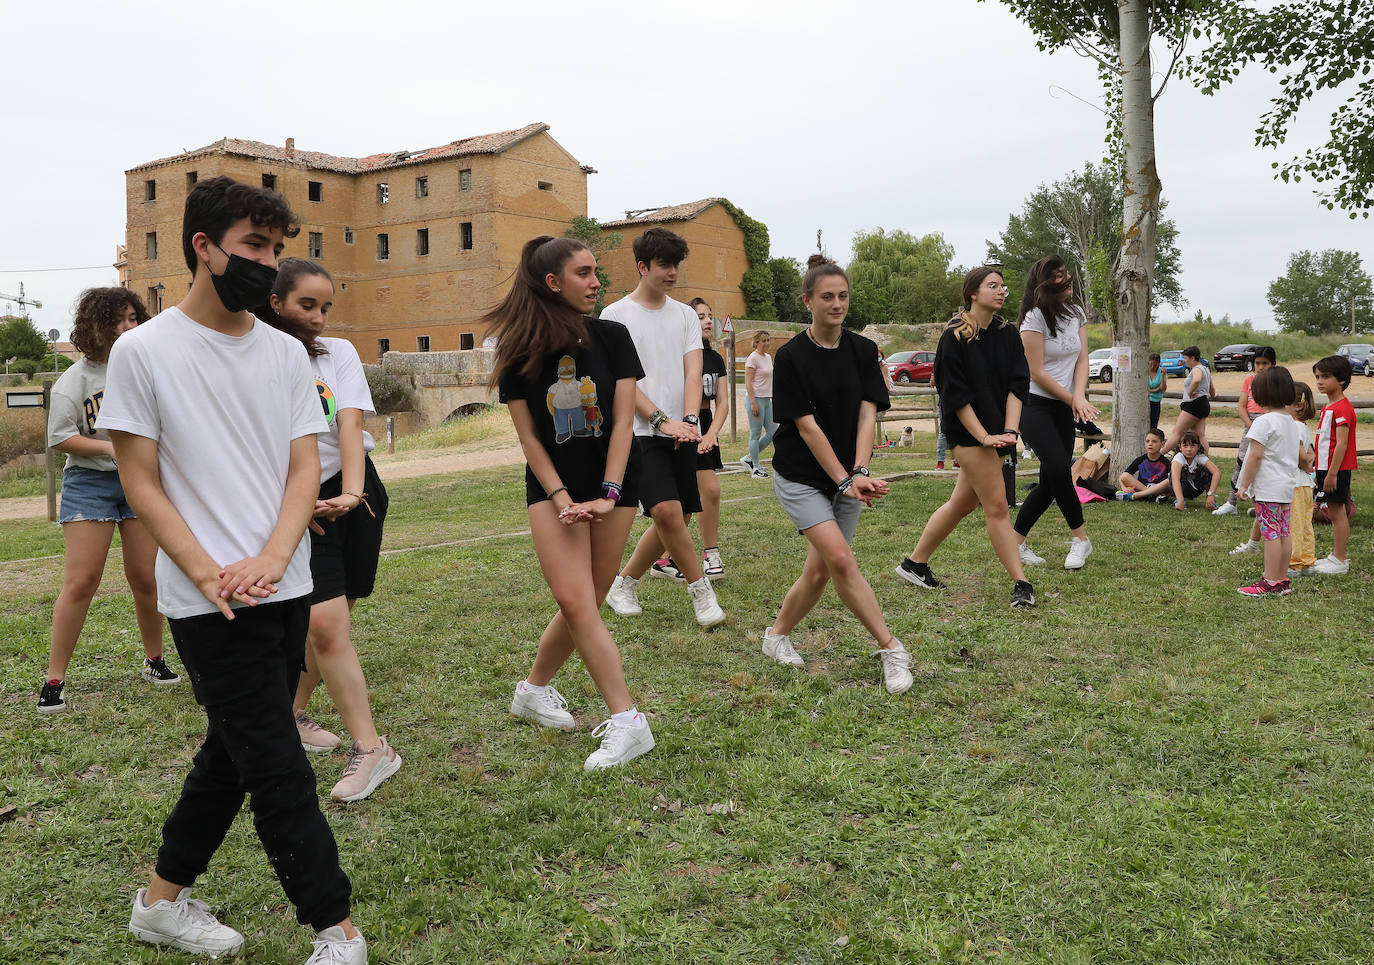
[0,409,46,465]
[367,368,414,414]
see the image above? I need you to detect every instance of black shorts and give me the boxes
[310,456,388,604]
[1180,476,1207,499]
[1180,397,1211,419]
[1316,468,1353,506]
[635,435,702,516]
[696,444,723,472]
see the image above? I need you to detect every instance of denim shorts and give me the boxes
[58,466,135,524]
[771,470,862,543]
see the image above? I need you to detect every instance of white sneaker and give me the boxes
[604,574,642,616]
[510,682,575,730]
[738,456,754,471]
[703,547,725,578]
[1017,541,1046,566]
[1229,540,1262,556]
[1314,554,1351,575]
[688,577,726,628]
[1064,536,1092,570]
[874,641,913,695]
[305,925,367,964]
[129,887,245,958]
[761,627,804,667]
[584,716,655,771]
[1212,501,1238,516]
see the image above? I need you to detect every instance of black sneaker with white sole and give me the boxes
[895,558,944,589]
[37,679,66,714]
[141,656,182,685]
[1010,580,1035,608]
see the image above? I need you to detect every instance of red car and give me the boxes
[886,350,935,384]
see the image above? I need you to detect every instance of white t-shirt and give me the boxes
[600,294,701,436]
[48,357,116,472]
[1244,411,1300,503]
[1020,306,1085,399]
[311,336,376,483]
[1294,420,1315,490]
[96,308,327,618]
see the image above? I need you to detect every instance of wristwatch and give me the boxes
[683,414,700,427]
[852,466,871,477]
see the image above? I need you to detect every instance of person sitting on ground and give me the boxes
[1164,430,1220,510]
[1113,428,1173,501]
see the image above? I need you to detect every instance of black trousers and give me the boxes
[1014,395,1085,535]
[156,597,352,932]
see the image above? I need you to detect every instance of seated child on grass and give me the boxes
[1165,430,1220,510]
[1114,427,1172,501]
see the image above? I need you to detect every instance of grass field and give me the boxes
[4,434,1372,964]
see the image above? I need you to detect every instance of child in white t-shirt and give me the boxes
[1166,431,1220,510]
[1235,367,1302,596]
[1287,382,1318,577]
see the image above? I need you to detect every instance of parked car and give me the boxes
[1212,343,1262,372]
[1160,350,1209,377]
[1086,348,1114,383]
[887,350,935,384]
[1336,343,1374,376]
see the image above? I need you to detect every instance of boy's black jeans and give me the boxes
[155,597,352,932]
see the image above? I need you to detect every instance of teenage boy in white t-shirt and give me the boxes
[98,177,368,964]
[602,228,725,628]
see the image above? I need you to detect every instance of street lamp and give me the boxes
[154,282,165,313]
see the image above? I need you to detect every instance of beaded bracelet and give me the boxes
[547,485,568,502]
[837,475,855,495]
[601,480,622,504]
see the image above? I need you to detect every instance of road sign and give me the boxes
[47,329,60,341]
[721,316,733,333]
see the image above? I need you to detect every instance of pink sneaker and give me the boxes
[296,711,341,753]
[331,737,402,802]
[1238,578,1291,597]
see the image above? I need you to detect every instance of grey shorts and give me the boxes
[771,471,862,543]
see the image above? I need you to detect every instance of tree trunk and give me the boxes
[1111,0,1160,479]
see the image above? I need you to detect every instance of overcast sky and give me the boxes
[3,0,1369,342]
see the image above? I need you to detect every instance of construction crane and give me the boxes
[0,282,43,316]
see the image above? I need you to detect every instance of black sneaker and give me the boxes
[1010,580,1036,608]
[895,558,944,589]
[141,656,182,686]
[37,679,66,714]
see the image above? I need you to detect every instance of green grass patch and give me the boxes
[4,444,1372,963]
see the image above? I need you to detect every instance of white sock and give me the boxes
[520,680,548,695]
[689,576,710,591]
[611,706,643,727]
[620,574,638,587]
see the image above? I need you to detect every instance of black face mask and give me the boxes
[209,243,278,313]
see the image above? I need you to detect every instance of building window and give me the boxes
[460,332,475,350]
[416,336,430,353]
[537,180,553,192]
[459,168,472,191]
[377,233,389,260]
[416,228,429,256]
[344,227,354,245]
[186,171,198,188]
[377,338,390,359]
[262,173,277,190]
[308,232,323,259]
[146,232,157,260]
[147,286,159,312]
[144,179,156,201]
[460,222,473,250]
[377,182,389,204]
[415,176,428,198]
[308,181,323,202]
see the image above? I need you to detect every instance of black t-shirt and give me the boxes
[934,318,1030,449]
[498,316,644,505]
[771,329,890,494]
[700,345,726,425]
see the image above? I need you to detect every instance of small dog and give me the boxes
[896,426,915,448]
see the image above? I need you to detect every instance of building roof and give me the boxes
[127,123,553,175]
[600,198,724,228]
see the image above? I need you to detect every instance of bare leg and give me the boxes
[303,597,379,748]
[957,446,1028,583]
[117,518,165,660]
[1330,503,1349,560]
[774,519,895,647]
[528,505,637,712]
[696,469,721,549]
[622,520,665,580]
[1161,410,1199,453]
[640,501,704,583]
[46,521,115,681]
[908,464,981,563]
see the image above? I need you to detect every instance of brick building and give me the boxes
[122,123,594,360]
[599,199,750,319]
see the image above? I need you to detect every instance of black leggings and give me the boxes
[1014,395,1084,535]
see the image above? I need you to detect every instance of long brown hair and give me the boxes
[485,236,590,386]
[261,257,331,357]
[1018,254,1075,336]
[947,265,1006,342]
[70,287,150,363]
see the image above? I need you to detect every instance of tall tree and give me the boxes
[987,0,1209,476]
[845,228,963,329]
[988,161,1185,327]
[0,315,49,363]
[1188,0,1374,218]
[1268,250,1374,335]
[563,216,622,316]
[768,257,808,325]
